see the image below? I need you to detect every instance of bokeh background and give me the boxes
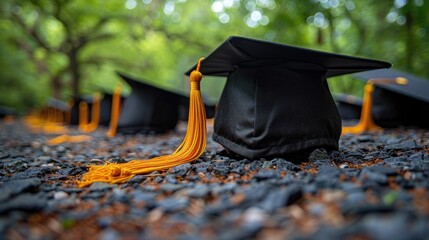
[1,0,428,112]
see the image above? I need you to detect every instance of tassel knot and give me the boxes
[110,167,122,177]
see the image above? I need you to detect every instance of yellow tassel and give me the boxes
[106,84,122,138]
[342,77,408,134]
[47,134,93,145]
[79,93,101,133]
[78,58,207,187]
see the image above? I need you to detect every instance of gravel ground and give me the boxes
[1,119,429,240]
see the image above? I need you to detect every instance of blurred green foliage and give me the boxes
[0,0,428,112]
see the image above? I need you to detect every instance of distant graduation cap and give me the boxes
[69,96,94,125]
[333,94,363,120]
[0,106,17,119]
[352,68,429,129]
[186,36,391,159]
[115,72,215,134]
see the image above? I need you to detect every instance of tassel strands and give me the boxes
[79,93,101,133]
[78,58,207,187]
[106,85,122,138]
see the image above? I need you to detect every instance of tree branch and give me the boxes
[12,11,53,52]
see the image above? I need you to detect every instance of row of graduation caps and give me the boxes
[12,36,429,186]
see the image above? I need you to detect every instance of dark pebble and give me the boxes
[158,197,188,212]
[0,177,41,201]
[368,165,398,176]
[187,184,210,198]
[308,148,330,161]
[159,183,184,193]
[263,158,300,172]
[259,185,302,212]
[0,193,48,213]
[170,163,192,177]
[89,182,116,192]
[253,169,281,180]
[385,140,420,150]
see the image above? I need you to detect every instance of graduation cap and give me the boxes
[0,106,17,118]
[114,72,215,134]
[186,36,391,159]
[333,94,363,120]
[69,96,94,125]
[346,68,429,130]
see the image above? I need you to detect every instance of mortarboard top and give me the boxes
[333,94,362,120]
[352,68,429,128]
[186,36,391,159]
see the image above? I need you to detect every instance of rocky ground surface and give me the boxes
[1,119,429,240]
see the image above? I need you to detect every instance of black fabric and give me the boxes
[69,96,93,125]
[372,87,429,128]
[178,95,216,121]
[116,73,181,133]
[98,93,126,126]
[354,69,429,129]
[334,94,363,120]
[0,106,17,118]
[213,63,341,159]
[99,93,113,126]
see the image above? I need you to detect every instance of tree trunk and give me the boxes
[51,76,62,99]
[70,47,80,98]
[405,11,414,71]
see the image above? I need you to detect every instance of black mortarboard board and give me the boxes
[333,94,363,120]
[353,68,429,128]
[187,36,391,159]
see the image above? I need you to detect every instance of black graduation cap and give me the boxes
[333,94,362,120]
[353,68,429,128]
[116,72,215,133]
[69,96,94,125]
[187,36,391,159]
[0,106,17,119]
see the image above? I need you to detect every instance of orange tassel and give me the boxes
[79,93,101,133]
[106,85,122,138]
[77,58,207,187]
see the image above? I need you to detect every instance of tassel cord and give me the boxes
[78,58,206,187]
